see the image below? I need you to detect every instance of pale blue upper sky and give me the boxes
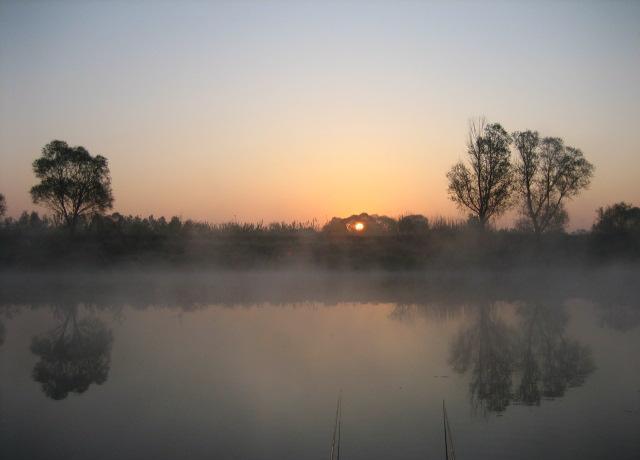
[1,1,639,228]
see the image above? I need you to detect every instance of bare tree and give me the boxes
[30,140,114,232]
[447,119,513,228]
[512,132,593,234]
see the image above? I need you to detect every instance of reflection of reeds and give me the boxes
[330,394,342,460]
[443,400,456,460]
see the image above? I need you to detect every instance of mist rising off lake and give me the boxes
[1,270,639,460]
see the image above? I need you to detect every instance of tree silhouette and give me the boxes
[30,305,113,400]
[30,140,114,231]
[447,119,513,228]
[512,132,593,235]
[398,214,429,235]
[593,202,640,235]
[0,192,6,217]
[591,202,640,257]
[322,213,398,235]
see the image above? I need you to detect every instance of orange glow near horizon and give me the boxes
[1,2,639,232]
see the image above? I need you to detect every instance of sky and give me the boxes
[1,1,639,229]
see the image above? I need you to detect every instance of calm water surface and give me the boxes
[1,271,639,459]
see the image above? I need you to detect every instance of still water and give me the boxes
[1,271,639,459]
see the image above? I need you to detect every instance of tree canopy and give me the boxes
[593,202,640,235]
[513,132,593,234]
[30,140,114,230]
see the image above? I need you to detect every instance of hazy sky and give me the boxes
[1,1,638,228]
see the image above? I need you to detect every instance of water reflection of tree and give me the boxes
[31,305,113,400]
[0,305,16,347]
[516,303,594,404]
[449,304,514,414]
[450,302,594,415]
[598,303,640,332]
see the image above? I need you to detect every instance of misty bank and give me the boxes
[1,210,639,270]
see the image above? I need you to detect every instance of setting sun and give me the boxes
[354,222,365,231]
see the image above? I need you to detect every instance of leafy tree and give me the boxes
[512,132,593,234]
[591,202,640,257]
[592,202,640,235]
[322,213,398,236]
[30,140,114,231]
[398,214,429,235]
[447,119,513,228]
[0,193,6,217]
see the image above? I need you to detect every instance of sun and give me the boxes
[354,222,365,232]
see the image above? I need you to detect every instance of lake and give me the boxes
[1,270,639,459]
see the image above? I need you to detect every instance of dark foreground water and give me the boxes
[1,270,639,460]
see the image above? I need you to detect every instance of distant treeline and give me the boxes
[1,206,638,269]
[0,124,638,269]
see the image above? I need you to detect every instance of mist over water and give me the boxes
[1,269,638,460]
